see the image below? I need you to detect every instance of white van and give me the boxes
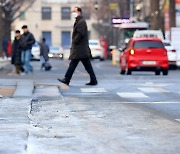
[133,30,164,41]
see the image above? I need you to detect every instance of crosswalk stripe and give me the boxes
[116,102,180,104]
[138,87,170,93]
[175,119,180,122]
[81,88,107,93]
[117,92,149,98]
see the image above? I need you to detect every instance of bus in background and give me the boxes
[112,19,149,49]
[117,22,149,48]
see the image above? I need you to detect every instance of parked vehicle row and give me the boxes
[31,42,64,61]
[31,40,105,61]
[163,40,177,68]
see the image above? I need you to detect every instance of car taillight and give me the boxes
[130,49,135,55]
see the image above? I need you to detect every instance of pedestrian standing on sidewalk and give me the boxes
[21,25,35,74]
[11,30,24,74]
[58,7,97,86]
[40,38,51,70]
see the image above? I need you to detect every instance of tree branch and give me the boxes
[12,0,35,22]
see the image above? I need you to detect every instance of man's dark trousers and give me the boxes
[65,58,96,82]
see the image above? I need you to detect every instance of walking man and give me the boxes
[21,25,35,74]
[58,7,97,86]
[40,38,51,71]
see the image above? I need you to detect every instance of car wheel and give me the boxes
[120,70,126,75]
[169,65,177,70]
[162,69,168,75]
[155,70,160,75]
[127,69,132,75]
[100,58,104,61]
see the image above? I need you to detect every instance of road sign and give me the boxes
[109,3,119,10]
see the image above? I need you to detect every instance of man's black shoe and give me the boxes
[86,81,98,86]
[57,78,69,86]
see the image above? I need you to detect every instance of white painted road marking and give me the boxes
[116,102,180,104]
[175,119,180,122]
[117,92,149,98]
[131,83,173,87]
[138,87,170,93]
[81,88,107,93]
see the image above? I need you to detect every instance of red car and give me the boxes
[120,37,169,75]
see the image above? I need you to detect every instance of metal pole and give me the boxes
[130,0,134,18]
[0,1,3,56]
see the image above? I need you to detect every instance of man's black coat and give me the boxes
[21,32,35,51]
[69,16,91,60]
[11,38,22,65]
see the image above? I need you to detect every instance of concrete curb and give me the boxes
[13,80,35,98]
[33,82,64,100]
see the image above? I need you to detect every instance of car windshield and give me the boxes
[134,41,164,49]
[89,42,99,46]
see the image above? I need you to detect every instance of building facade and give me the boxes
[13,0,98,49]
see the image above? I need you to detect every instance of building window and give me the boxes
[61,7,71,20]
[42,7,51,20]
[61,31,71,49]
[82,7,90,20]
[19,11,25,20]
[42,31,52,46]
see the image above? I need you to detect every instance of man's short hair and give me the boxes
[15,30,20,34]
[22,25,28,29]
[75,7,82,13]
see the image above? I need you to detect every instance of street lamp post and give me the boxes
[130,0,134,18]
[0,0,4,56]
[94,1,101,37]
[94,1,99,10]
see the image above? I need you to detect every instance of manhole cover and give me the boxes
[0,88,15,97]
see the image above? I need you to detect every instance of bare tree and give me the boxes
[169,0,176,27]
[0,0,35,56]
[150,0,161,29]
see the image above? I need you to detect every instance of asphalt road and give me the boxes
[0,59,180,154]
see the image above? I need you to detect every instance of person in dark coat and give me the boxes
[58,7,97,86]
[21,25,35,74]
[40,38,50,70]
[11,30,24,74]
